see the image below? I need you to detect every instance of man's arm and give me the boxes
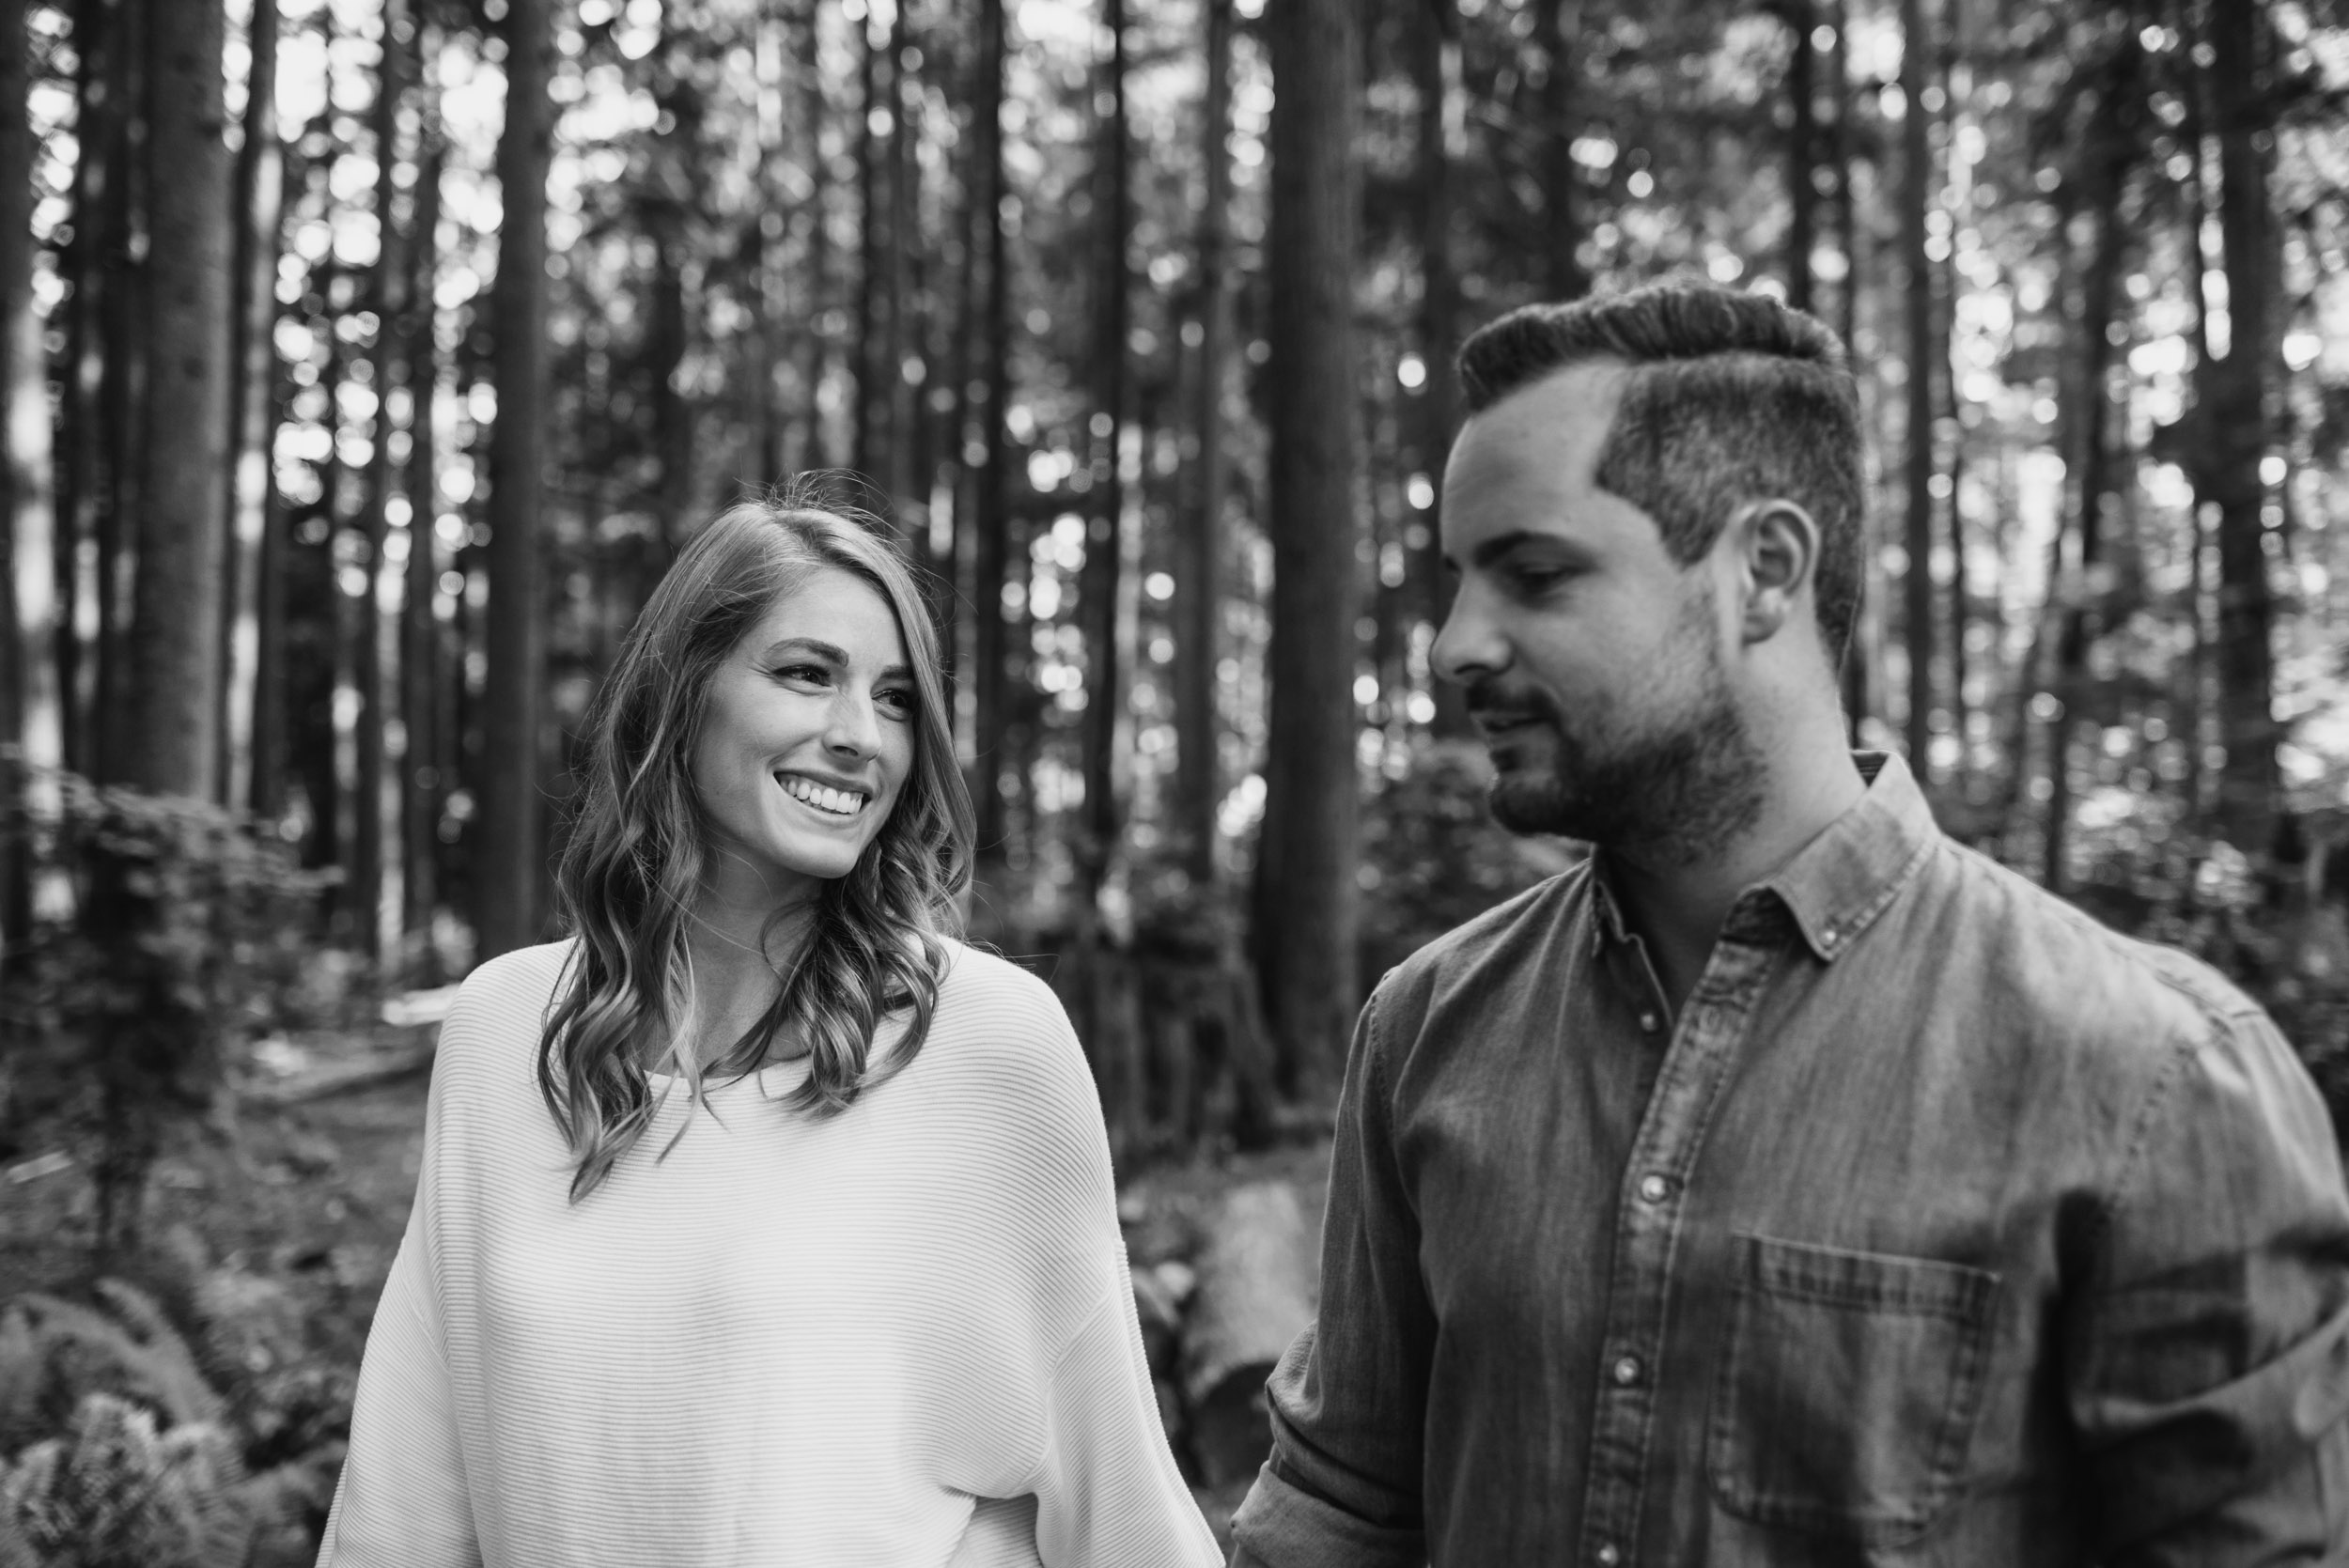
[2066,998,2349,1564]
[1229,986,1437,1568]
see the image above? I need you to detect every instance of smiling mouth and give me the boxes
[774,772,871,818]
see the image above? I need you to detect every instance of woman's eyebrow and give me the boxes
[760,637,848,662]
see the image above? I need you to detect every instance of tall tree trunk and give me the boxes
[646,29,697,557]
[221,0,280,812]
[1409,0,1470,738]
[1254,0,1363,1100]
[402,99,443,959]
[53,0,111,782]
[883,1,918,546]
[2203,0,2277,849]
[797,0,831,474]
[1176,0,1232,889]
[3,0,62,944]
[353,0,412,955]
[851,13,880,485]
[1828,0,1869,736]
[2178,0,2214,823]
[1079,0,1128,909]
[126,0,231,799]
[1783,0,1818,313]
[1540,0,1585,301]
[93,0,145,785]
[478,0,552,958]
[1896,0,1933,782]
[970,0,1013,900]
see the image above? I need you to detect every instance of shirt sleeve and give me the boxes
[1229,986,1433,1568]
[2066,998,2349,1564]
[314,1048,479,1567]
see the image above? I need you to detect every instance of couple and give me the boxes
[318,281,2349,1567]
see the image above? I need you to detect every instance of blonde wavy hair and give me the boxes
[539,486,973,1200]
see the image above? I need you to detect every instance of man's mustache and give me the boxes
[1464,680,1558,727]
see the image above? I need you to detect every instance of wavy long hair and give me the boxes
[539,486,973,1200]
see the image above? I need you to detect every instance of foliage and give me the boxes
[0,1280,331,1568]
[0,769,344,1254]
[1357,738,1579,986]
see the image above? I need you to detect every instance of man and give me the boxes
[1227,280,2349,1566]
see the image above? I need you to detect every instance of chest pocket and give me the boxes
[1707,1233,2001,1547]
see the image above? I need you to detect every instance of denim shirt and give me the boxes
[1229,752,2349,1567]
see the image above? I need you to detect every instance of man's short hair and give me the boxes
[1455,279,1866,663]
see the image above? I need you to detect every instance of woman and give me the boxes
[318,492,1221,1567]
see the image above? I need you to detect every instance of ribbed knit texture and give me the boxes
[316,939,1221,1568]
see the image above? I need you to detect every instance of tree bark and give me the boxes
[2043,40,2136,893]
[353,0,413,955]
[1079,0,1128,909]
[221,0,281,813]
[93,0,145,785]
[1176,0,1233,889]
[1783,0,1817,314]
[126,0,232,799]
[1540,0,1585,301]
[1896,0,1933,783]
[1253,0,1363,1098]
[970,0,1014,902]
[402,99,444,958]
[1409,0,1470,738]
[2203,0,2277,849]
[477,0,553,958]
[646,26,696,559]
[3,0,62,945]
[851,12,880,485]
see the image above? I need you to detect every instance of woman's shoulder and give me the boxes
[918,939,1094,1103]
[434,939,579,1072]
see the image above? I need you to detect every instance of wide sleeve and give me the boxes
[313,1037,479,1566]
[2066,999,2349,1564]
[986,972,1220,1568]
[1229,986,1433,1568]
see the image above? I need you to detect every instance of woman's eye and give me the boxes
[776,662,831,685]
[878,687,917,716]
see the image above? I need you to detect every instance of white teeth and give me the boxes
[777,774,864,816]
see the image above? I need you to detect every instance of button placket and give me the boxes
[1575,937,1786,1567]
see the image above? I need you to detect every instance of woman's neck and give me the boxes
[668,885,816,1071]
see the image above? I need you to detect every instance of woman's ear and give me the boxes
[1732,499,1820,646]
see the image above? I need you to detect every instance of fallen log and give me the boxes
[1176,1179,1319,1487]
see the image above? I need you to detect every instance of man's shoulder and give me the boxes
[1934,842,2265,1048]
[1376,862,1590,1012]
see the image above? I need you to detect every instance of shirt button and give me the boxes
[1637,1010,1659,1032]
[1596,1544,1622,1566]
[1638,1173,1671,1203]
[1611,1354,1642,1387]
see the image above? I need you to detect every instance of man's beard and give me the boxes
[1470,602,1767,865]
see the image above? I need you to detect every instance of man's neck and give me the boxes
[1606,718,1867,1015]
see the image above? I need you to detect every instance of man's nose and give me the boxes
[1431,585,1506,688]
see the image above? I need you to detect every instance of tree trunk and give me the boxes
[93,0,145,786]
[797,0,831,474]
[1896,0,1933,783]
[1253,0,1363,1099]
[1079,0,1128,910]
[52,0,110,783]
[1783,0,1817,314]
[2,0,62,945]
[477,0,553,959]
[1828,0,1869,737]
[883,3,918,545]
[970,0,1014,905]
[2203,0,2277,849]
[1409,0,1470,739]
[1176,0,1233,889]
[402,107,444,960]
[1539,0,1585,301]
[1177,1180,1318,1487]
[353,0,413,956]
[126,0,232,800]
[221,0,280,813]
[2177,0,2214,823]
[851,13,880,485]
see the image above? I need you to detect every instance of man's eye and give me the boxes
[1509,564,1572,594]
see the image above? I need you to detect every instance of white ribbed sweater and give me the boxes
[317,939,1221,1568]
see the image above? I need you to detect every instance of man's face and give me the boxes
[1430,362,1765,862]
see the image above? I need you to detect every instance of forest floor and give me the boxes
[0,1024,1330,1554]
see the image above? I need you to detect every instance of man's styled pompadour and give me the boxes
[1456,279,1867,661]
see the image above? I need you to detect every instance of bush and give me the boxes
[1,771,341,1258]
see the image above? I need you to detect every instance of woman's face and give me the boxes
[689,566,918,908]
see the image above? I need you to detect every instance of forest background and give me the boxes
[3,0,2349,1559]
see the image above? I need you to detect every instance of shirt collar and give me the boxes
[1761,750,1940,962]
[1584,750,1940,964]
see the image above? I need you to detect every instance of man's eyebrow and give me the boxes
[1443,529,1575,573]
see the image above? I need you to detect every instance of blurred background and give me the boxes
[2,0,2348,1557]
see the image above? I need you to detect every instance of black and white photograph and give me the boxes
[2,0,2347,1562]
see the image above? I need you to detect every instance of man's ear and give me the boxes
[1731,499,1820,645]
